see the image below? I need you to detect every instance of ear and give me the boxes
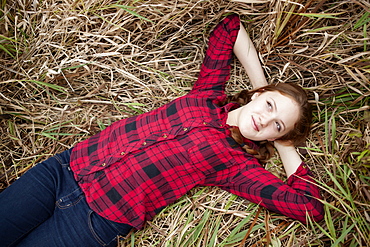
[251,92,261,101]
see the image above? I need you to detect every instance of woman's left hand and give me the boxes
[273,140,302,178]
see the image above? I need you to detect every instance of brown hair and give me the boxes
[222,83,312,163]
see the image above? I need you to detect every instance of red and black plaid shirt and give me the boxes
[70,14,323,230]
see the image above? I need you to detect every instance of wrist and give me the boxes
[274,140,295,152]
[274,141,302,178]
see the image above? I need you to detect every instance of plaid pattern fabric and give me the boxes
[70,14,323,230]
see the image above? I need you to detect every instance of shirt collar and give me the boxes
[218,102,240,124]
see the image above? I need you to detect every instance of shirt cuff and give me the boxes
[286,162,313,186]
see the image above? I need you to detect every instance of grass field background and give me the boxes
[1,0,369,246]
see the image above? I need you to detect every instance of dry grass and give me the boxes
[1,0,369,246]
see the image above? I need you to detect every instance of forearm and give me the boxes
[192,14,240,93]
[218,156,324,223]
[233,22,267,89]
[274,141,302,178]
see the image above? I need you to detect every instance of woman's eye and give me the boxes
[276,122,281,132]
[267,101,272,110]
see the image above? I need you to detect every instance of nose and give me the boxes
[260,113,274,127]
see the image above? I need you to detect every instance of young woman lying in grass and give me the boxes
[0,14,323,247]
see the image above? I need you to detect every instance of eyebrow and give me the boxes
[270,97,286,131]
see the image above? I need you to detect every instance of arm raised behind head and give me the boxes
[274,140,303,178]
[233,22,268,89]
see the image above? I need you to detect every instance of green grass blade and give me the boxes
[331,115,336,153]
[28,80,67,93]
[332,222,356,246]
[296,12,343,19]
[220,204,259,245]
[325,107,329,154]
[113,5,153,23]
[324,204,336,240]
[0,44,15,57]
[275,5,295,38]
[364,22,368,51]
[353,11,370,30]
[61,63,92,70]
[0,34,17,42]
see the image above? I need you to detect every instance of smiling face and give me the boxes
[227,91,300,142]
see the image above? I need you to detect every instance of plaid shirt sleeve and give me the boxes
[190,14,240,97]
[217,159,324,224]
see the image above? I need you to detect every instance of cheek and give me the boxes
[239,113,252,129]
[266,128,279,138]
[238,124,254,140]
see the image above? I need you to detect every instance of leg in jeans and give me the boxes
[0,151,69,246]
[0,149,132,247]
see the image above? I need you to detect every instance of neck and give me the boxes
[226,108,241,127]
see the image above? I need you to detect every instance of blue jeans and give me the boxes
[0,149,132,247]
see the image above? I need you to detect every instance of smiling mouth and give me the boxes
[252,116,259,131]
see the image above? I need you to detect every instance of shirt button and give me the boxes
[203,122,207,125]
[163,134,168,138]
[142,142,147,146]
[183,128,188,131]
[101,163,106,167]
[120,152,125,155]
